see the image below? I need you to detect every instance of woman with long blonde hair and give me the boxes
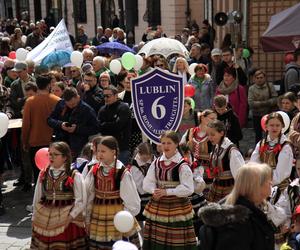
[172,57,190,84]
[198,163,277,250]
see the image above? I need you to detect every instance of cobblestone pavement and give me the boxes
[0,169,32,250]
[0,124,256,250]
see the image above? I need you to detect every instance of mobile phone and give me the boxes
[65,122,72,127]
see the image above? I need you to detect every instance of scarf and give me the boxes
[217,79,239,95]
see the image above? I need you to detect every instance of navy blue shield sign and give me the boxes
[131,68,184,144]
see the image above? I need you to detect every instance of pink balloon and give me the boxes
[8,51,16,60]
[35,148,50,170]
[184,84,196,97]
[261,114,268,132]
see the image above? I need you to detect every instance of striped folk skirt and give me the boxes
[206,177,234,203]
[31,201,86,249]
[143,195,197,250]
[88,197,140,250]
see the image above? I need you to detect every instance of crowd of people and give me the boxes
[1,16,300,250]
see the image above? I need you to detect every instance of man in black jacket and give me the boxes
[48,87,98,158]
[98,85,131,164]
[82,71,104,114]
[216,47,248,86]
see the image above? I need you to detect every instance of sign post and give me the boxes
[131,68,184,144]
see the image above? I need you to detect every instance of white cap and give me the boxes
[211,48,222,56]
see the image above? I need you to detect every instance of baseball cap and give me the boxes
[211,48,222,56]
[12,62,28,72]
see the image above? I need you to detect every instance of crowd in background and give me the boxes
[1,16,300,250]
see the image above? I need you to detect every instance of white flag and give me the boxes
[26,19,73,63]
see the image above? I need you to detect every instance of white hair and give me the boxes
[93,56,106,64]
[82,48,93,55]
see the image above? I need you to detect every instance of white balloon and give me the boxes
[276,111,290,133]
[113,211,134,233]
[109,59,122,75]
[16,48,28,61]
[188,63,198,75]
[21,35,27,44]
[0,113,9,138]
[133,54,143,70]
[70,51,83,68]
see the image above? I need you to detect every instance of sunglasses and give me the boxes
[156,64,164,67]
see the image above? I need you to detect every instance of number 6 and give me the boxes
[151,96,166,119]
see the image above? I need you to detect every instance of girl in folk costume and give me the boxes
[250,112,293,194]
[250,112,294,248]
[143,131,198,250]
[31,142,86,249]
[180,109,217,233]
[81,135,103,178]
[85,136,141,249]
[206,120,245,202]
[180,109,217,184]
[128,142,154,222]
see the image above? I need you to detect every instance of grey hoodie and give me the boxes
[284,62,300,92]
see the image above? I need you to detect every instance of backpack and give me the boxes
[282,66,300,94]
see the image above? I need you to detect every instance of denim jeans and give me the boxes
[118,150,130,165]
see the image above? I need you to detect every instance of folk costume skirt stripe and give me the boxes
[31,223,87,250]
[88,197,140,250]
[206,177,234,203]
[31,202,86,249]
[143,195,197,250]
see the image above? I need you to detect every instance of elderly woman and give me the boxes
[216,67,247,128]
[279,91,298,121]
[99,71,111,90]
[10,28,24,50]
[172,57,190,84]
[199,163,286,250]
[188,63,216,111]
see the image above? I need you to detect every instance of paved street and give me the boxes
[0,169,32,250]
[0,124,256,250]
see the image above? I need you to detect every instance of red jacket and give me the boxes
[216,85,247,128]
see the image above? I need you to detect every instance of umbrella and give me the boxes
[261,3,300,52]
[96,42,136,56]
[138,37,189,58]
[40,50,71,68]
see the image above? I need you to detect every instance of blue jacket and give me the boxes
[188,74,216,111]
[47,99,98,157]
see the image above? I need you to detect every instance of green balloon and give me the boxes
[121,52,136,70]
[242,48,250,58]
[190,98,195,110]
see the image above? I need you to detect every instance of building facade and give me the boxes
[0,0,298,81]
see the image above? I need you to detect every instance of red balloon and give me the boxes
[8,51,16,60]
[261,114,268,132]
[284,53,294,65]
[35,148,50,171]
[184,84,196,97]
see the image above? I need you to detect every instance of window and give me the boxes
[77,0,87,23]
[147,0,161,27]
